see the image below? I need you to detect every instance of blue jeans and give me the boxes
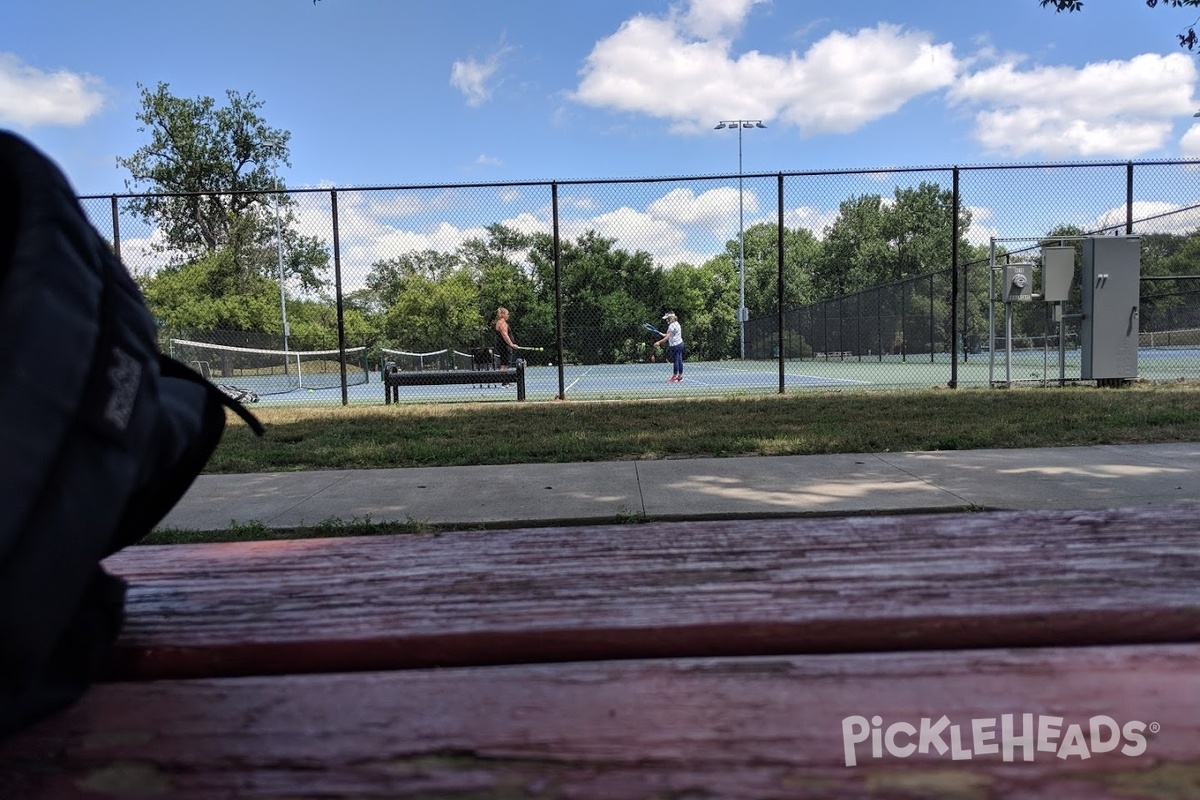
[669,344,684,375]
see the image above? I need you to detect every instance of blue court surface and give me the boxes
[237,347,1200,407]
[250,360,865,406]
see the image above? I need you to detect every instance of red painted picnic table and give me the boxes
[1,506,1197,799]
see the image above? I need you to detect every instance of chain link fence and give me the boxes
[77,158,1200,405]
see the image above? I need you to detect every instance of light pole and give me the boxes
[715,119,765,358]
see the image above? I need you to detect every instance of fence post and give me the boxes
[950,166,960,387]
[110,196,121,261]
[552,182,565,400]
[1126,162,1134,235]
[777,174,785,393]
[332,189,348,406]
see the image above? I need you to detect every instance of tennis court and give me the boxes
[236,343,1200,407]
[252,360,860,406]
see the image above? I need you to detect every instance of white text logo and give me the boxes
[842,714,1155,767]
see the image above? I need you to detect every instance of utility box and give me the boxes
[1081,236,1139,381]
[1041,246,1074,303]
[1002,263,1034,302]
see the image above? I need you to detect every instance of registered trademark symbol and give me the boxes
[1149,722,1161,734]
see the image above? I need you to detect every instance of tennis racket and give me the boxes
[643,323,665,336]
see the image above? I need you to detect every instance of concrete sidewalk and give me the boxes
[157,442,1200,531]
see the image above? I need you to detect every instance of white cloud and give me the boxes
[963,204,999,247]
[1180,121,1200,158]
[775,25,958,135]
[949,53,1198,158]
[571,0,1200,161]
[647,185,750,237]
[115,228,180,277]
[1095,200,1200,235]
[0,53,106,127]
[680,0,768,40]
[571,0,958,135]
[783,204,839,240]
[561,204,714,268]
[450,45,513,107]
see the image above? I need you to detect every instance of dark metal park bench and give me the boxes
[383,359,525,403]
[1,506,1197,798]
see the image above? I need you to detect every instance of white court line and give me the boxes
[563,365,598,394]
[672,364,872,387]
[701,363,868,385]
[792,374,871,385]
[530,364,872,392]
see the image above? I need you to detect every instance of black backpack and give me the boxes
[0,131,263,738]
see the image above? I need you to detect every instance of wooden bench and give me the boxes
[383,359,525,403]
[1,507,1198,798]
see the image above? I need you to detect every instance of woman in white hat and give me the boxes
[654,312,685,382]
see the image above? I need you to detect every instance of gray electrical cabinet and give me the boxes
[1081,236,1139,381]
[1041,246,1074,303]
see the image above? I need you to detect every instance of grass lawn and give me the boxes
[208,382,1200,473]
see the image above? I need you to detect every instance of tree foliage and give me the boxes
[125,83,331,340]
[119,83,290,258]
[810,182,967,300]
[1041,0,1200,52]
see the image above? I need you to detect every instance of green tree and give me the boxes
[798,182,976,358]
[531,230,663,364]
[887,182,964,281]
[119,82,328,291]
[738,222,821,316]
[366,250,461,309]
[140,248,283,334]
[957,240,999,357]
[460,224,549,350]
[812,182,966,300]
[815,194,892,298]
[663,258,739,361]
[382,269,482,353]
[284,297,377,352]
[1134,232,1200,333]
[364,226,557,355]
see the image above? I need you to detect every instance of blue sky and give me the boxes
[6,0,1200,196]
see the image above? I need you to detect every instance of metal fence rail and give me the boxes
[78,158,1200,405]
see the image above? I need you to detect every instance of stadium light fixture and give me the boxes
[715,119,766,358]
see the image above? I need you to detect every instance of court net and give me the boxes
[1140,328,1200,349]
[170,339,368,395]
[380,348,477,371]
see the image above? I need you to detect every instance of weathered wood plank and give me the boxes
[102,507,1200,680]
[2,645,1196,800]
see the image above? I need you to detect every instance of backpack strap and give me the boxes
[160,354,265,435]
[107,355,264,554]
